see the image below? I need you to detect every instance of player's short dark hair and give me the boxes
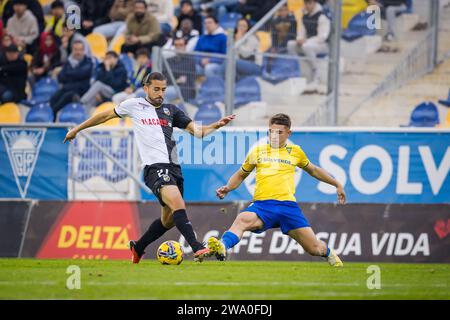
[135,0,147,8]
[270,113,291,129]
[143,72,167,86]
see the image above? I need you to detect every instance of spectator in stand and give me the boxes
[31,32,62,82]
[165,37,196,102]
[287,0,330,88]
[2,0,45,33]
[121,0,165,56]
[0,44,27,103]
[269,3,297,53]
[194,15,227,78]
[237,0,279,23]
[50,40,93,118]
[80,51,128,110]
[59,21,91,63]
[199,0,239,19]
[232,17,260,80]
[75,0,115,36]
[145,0,174,37]
[93,0,135,41]
[44,0,65,40]
[112,47,151,105]
[367,0,408,41]
[177,0,203,35]
[6,0,39,54]
[164,18,199,53]
[0,34,15,51]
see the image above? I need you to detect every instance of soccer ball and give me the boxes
[157,240,184,265]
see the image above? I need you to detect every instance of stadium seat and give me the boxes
[32,76,59,103]
[194,103,222,124]
[119,53,135,81]
[111,34,125,55]
[342,11,377,41]
[341,0,368,29]
[395,0,413,16]
[196,76,225,105]
[288,0,304,13]
[93,102,121,126]
[25,103,54,123]
[0,102,21,123]
[408,102,440,127]
[219,12,242,30]
[58,103,87,124]
[438,89,450,107]
[234,76,261,108]
[262,56,301,85]
[175,103,188,114]
[256,31,272,52]
[76,132,109,181]
[445,110,450,128]
[86,32,108,60]
[23,54,33,67]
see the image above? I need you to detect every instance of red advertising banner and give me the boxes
[36,202,141,260]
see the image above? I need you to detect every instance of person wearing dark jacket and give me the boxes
[2,0,45,33]
[177,0,203,34]
[367,0,409,41]
[50,40,93,118]
[237,0,279,22]
[0,44,28,103]
[80,51,128,109]
[75,0,116,36]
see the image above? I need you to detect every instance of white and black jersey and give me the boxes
[114,97,192,166]
[114,97,192,206]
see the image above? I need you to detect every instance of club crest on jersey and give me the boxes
[1,128,46,198]
[162,174,171,182]
[163,107,170,116]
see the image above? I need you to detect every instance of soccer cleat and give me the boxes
[193,247,211,262]
[327,248,343,267]
[207,237,227,261]
[129,240,144,264]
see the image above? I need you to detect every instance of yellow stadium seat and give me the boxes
[111,34,125,55]
[342,0,368,29]
[172,0,180,7]
[444,110,450,127]
[171,15,178,30]
[86,32,108,60]
[39,0,54,6]
[124,117,133,127]
[93,102,121,126]
[256,31,271,52]
[0,103,21,123]
[288,0,304,13]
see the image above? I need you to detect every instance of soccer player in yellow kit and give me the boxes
[208,113,345,266]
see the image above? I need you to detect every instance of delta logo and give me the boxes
[37,202,141,260]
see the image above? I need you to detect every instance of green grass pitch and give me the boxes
[0,259,448,299]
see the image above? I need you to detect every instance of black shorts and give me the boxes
[144,163,184,207]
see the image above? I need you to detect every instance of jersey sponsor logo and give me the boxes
[243,138,302,195]
[1,128,46,198]
[141,118,169,126]
[37,202,140,260]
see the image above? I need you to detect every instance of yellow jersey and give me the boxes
[241,143,310,202]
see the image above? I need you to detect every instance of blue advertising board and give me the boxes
[141,129,450,204]
[0,125,69,200]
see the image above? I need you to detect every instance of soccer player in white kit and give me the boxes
[64,72,235,263]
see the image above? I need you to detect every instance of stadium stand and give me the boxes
[234,76,261,108]
[194,102,222,124]
[86,32,108,60]
[438,89,450,107]
[25,102,54,122]
[58,102,87,124]
[0,102,21,123]
[93,102,121,126]
[407,102,440,127]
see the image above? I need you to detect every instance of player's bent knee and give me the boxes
[236,212,259,229]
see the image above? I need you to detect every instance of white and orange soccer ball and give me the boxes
[157,240,184,265]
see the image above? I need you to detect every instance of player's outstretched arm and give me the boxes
[302,162,346,204]
[216,169,250,199]
[185,114,236,138]
[63,109,119,143]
